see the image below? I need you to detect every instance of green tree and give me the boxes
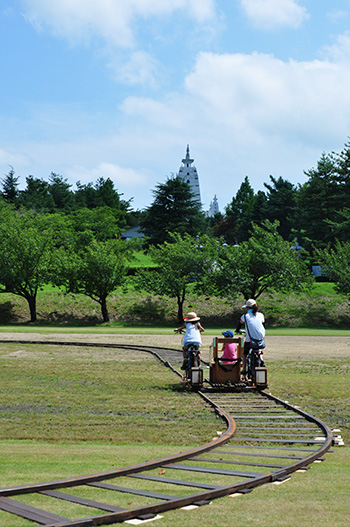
[325,208,350,241]
[295,142,350,249]
[223,176,256,243]
[264,175,297,240]
[68,206,127,245]
[75,177,129,211]
[0,205,59,321]
[94,177,123,209]
[332,140,350,210]
[48,173,75,210]
[136,233,218,322]
[1,167,19,204]
[212,220,313,300]
[53,239,132,322]
[315,241,350,296]
[18,175,56,212]
[250,190,268,227]
[140,175,206,245]
[296,153,337,249]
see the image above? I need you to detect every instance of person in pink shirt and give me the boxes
[220,330,237,360]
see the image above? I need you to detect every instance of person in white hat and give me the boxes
[175,312,204,370]
[236,299,265,378]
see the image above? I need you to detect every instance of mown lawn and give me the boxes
[0,337,348,526]
[0,342,217,445]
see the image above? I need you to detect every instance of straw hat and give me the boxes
[183,312,200,322]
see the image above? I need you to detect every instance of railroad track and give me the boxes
[0,342,335,526]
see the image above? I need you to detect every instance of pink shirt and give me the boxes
[221,342,237,360]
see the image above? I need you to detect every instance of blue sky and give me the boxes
[1,0,350,211]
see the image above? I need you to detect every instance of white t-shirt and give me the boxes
[183,322,202,346]
[241,310,265,342]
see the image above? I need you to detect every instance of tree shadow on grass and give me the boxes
[37,311,102,326]
[123,296,171,325]
[0,301,19,324]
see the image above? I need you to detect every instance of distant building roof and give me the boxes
[121,226,144,240]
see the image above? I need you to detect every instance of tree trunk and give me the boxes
[100,297,110,323]
[177,296,184,324]
[26,294,37,323]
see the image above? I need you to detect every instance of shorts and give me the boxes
[183,342,201,351]
[243,341,251,356]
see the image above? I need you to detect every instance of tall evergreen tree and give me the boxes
[1,167,19,204]
[325,208,350,241]
[223,176,255,243]
[94,177,122,209]
[75,177,127,210]
[140,174,206,245]
[18,176,56,212]
[331,140,350,211]
[264,175,297,240]
[296,152,338,249]
[250,190,268,227]
[48,173,75,211]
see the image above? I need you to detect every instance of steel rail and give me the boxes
[0,341,334,526]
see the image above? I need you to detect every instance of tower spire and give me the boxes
[182,144,194,165]
[178,144,201,204]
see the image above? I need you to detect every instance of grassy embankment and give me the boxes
[0,335,349,527]
[1,279,350,330]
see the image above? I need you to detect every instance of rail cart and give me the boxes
[209,336,243,385]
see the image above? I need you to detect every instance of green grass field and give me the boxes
[1,324,350,337]
[0,333,349,526]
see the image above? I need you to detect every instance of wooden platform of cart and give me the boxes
[209,336,243,384]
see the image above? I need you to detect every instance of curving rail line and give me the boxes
[0,341,335,526]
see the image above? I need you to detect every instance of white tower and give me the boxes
[208,195,219,217]
[178,144,201,203]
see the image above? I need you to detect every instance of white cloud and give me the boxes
[183,49,350,143]
[121,96,186,129]
[327,10,350,23]
[111,51,159,87]
[7,35,350,208]
[6,3,350,210]
[65,162,146,188]
[240,0,309,29]
[114,39,350,205]
[0,149,32,171]
[322,32,350,63]
[22,0,216,48]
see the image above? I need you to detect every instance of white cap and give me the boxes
[242,299,257,308]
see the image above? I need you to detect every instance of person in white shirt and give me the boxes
[175,312,204,370]
[236,299,265,378]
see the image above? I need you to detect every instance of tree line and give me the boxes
[0,197,312,323]
[2,140,350,251]
[214,140,350,252]
[1,140,350,323]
